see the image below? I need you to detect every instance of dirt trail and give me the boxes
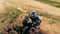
[4,0,60,16]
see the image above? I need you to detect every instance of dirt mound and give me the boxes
[2,13,42,34]
[0,13,48,34]
[16,13,60,34]
[1,12,60,34]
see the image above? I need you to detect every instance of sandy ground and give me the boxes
[0,0,6,14]
[4,0,60,16]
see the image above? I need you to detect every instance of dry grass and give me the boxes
[0,7,23,32]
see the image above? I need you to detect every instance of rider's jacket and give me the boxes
[29,12,37,19]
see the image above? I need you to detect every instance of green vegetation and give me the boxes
[0,7,23,23]
[36,0,60,8]
[5,7,23,23]
[37,12,60,24]
[0,7,23,32]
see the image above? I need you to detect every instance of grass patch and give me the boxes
[37,12,60,24]
[4,7,23,23]
[0,7,23,23]
[36,0,60,8]
[0,7,23,32]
